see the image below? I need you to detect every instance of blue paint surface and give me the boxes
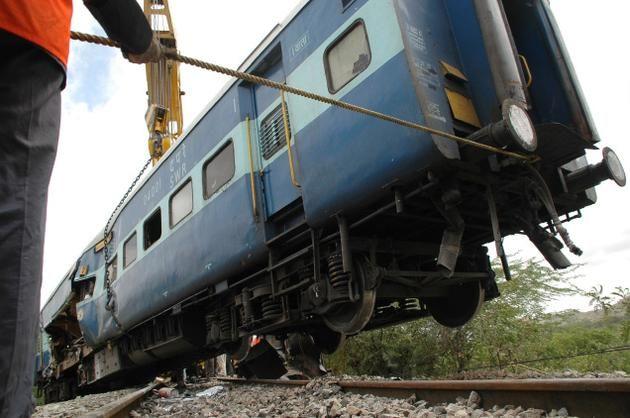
[444,0,499,124]
[503,1,574,127]
[298,51,442,226]
[394,0,470,159]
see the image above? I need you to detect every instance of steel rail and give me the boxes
[218,377,630,417]
[79,380,162,418]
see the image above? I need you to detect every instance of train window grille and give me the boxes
[325,20,371,93]
[144,208,162,250]
[203,141,235,199]
[170,179,193,228]
[259,105,291,160]
[123,232,137,268]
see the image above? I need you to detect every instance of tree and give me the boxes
[612,287,630,343]
[457,258,578,372]
[585,285,614,315]
[326,257,581,377]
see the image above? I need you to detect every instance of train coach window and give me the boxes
[123,233,137,268]
[203,142,235,199]
[325,21,371,93]
[170,180,193,227]
[78,278,95,300]
[144,208,162,250]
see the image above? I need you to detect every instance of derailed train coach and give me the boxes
[37,0,626,402]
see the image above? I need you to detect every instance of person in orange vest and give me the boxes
[0,1,162,416]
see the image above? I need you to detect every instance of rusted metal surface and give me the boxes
[337,378,630,392]
[79,381,162,418]
[220,378,630,417]
[339,379,630,418]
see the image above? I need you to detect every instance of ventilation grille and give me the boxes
[259,104,291,160]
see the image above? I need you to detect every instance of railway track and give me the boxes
[37,376,629,417]
[218,377,630,417]
[78,381,162,418]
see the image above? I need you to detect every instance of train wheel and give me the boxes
[425,281,484,328]
[323,257,376,335]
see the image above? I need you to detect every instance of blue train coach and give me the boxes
[37,0,626,401]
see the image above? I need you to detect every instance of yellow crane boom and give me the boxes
[144,0,184,165]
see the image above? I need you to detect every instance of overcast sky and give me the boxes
[41,0,629,310]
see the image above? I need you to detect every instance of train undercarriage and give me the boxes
[111,156,585,381]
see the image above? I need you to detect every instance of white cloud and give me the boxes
[545,0,630,308]
[42,1,629,311]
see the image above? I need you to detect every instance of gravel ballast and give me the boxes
[32,388,137,418]
[130,379,580,418]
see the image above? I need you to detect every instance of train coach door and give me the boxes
[251,44,302,220]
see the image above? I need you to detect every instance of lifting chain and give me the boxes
[103,157,153,329]
[70,31,539,163]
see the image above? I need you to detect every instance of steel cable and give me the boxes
[70,31,538,162]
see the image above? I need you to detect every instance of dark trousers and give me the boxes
[0,31,64,417]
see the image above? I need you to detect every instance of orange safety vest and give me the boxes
[0,0,73,67]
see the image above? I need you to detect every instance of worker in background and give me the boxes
[0,1,163,416]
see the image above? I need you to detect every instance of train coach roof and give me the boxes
[83,229,105,254]
[41,264,76,329]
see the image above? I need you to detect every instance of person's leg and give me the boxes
[0,31,64,417]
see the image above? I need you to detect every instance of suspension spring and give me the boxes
[328,253,351,300]
[219,309,231,340]
[261,297,283,321]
